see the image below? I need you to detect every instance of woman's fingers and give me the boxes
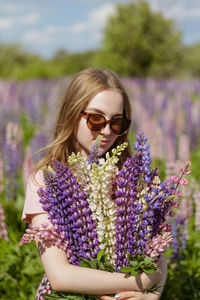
[98,296,115,300]
[115,291,139,299]
[99,291,160,300]
[99,291,138,300]
[118,291,159,300]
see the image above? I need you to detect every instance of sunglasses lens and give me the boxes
[111,118,131,135]
[87,114,106,131]
[83,111,131,135]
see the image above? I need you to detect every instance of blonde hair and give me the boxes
[34,68,132,175]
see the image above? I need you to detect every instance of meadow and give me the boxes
[0,77,200,299]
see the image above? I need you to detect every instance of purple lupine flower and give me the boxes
[133,131,152,183]
[38,159,100,265]
[1,122,23,200]
[114,131,183,270]
[146,169,178,239]
[88,137,102,166]
[170,215,187,262]
[115,132,155,269]
[115,153,142,269]
[0,153,3,194]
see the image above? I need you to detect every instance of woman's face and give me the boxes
[75,90,124,157]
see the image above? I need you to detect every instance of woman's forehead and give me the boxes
[86,90,123,115]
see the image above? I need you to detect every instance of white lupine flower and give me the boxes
[67,142,128,266]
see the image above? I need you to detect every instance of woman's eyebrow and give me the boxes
[86,108,123,116]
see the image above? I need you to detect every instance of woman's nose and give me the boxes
[101,123,112,135]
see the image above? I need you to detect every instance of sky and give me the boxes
[0,0,200,58]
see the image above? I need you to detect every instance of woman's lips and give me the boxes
[100,140,109,146]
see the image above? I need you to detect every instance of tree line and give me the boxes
[1,0,200,80]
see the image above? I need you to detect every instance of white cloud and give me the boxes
[70,22,88,34]
[20,13,40,25]
[29,4,115,41]
[147,0,200,21]
[0,2,30,13]
[18,2,116,56]
[89,3,116,25]
[0,17,14,29]
[45,25,60,34]
[90,31,102,42]
[67,3,116,36]
[169,5,200,20]
[0,13,40,31]
[22,30,52,45]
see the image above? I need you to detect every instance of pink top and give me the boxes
[22,169,47,223]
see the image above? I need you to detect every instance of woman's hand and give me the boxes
[99,255,167,300]
[99,290,160,300]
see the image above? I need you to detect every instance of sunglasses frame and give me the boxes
[80,110,131,136]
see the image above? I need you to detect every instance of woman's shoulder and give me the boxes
[27,169,45,191]
[22,169,47,223]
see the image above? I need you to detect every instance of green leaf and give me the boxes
[168,195,175,201]
[143,268,156,274]
[138,261,145,267]
[144,285,160,293]
[131,270,139,276]
[44,294,61,299]
[44,292,90,300]
[97,261,105,270]
[128,254,134,261]
[90,259,98,269]
[106,265,116,272]
[120,266,134,273]
[97,249,104,262]
[80,262,90,268]
[130,260,139,267]
[44,292,98,300]
[80,258,91,268]
[143,257,153,265]
[101,237,108,244]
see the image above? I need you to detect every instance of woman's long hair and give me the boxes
[33,68,132,176]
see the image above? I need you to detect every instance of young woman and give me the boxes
[22,68,167,300]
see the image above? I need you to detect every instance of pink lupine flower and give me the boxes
[0,203,9,241]
[178,134,190,163]
[146,231,173,261]
[0,153,3,194]
[185,161,191,167]
[19,223,71,260]
[184,170,191,175]
[170,176,180,183]
[179,178,189,185]
[176,191,182,197]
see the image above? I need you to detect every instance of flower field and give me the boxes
[0,77,200,299]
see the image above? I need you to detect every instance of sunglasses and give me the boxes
[80,110,131,135]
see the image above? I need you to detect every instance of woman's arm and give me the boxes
[32,214,161,295]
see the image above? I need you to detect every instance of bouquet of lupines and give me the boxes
[20,131,191,299]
